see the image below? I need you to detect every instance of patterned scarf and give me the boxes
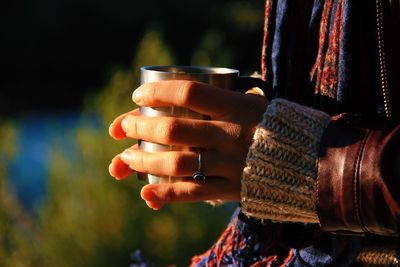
[310,0,344,99]
[190,208,294,267]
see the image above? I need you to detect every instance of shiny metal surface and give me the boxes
[139,66,239,184]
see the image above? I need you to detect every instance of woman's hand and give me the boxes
[109,80,267,210]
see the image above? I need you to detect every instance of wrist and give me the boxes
[241,98,331,223]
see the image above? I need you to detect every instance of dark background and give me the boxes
[0,0,264,115]
[0,1,266,266]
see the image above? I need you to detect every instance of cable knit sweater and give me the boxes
[241,98,331,223]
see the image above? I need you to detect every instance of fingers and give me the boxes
[109,154,134,180]
[120,145,243,178]
[141,179,241,203]
[132,80,241,117]
[109,109,139,140]
[245,87,266,97]
[120,115,236,149]
[145,200,165,210]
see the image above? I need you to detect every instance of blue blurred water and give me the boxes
[6,111,100,212]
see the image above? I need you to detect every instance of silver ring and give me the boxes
[192,151,206,181]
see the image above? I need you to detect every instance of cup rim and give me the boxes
[140,65,239,75]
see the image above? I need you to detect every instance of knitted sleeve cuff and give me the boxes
[241,98,331,223]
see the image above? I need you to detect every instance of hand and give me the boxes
[109,80,267,210]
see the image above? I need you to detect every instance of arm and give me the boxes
[241,98,400,236]
[317,115,400,236]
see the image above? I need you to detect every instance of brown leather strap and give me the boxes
[317,115,400,236]
[358,125,400,235]
[316,118,369,234]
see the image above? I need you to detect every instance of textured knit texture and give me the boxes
[241,98,331,223]
[356,247,400,266]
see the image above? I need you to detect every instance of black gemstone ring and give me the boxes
[192,151,206,181]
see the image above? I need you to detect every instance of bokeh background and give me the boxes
[0,1,264,266]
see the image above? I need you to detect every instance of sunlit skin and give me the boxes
[109,80,267,210]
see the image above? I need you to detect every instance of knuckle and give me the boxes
[177,81,196,106]
[135,153,145,170]
[224,123,247,153]
[225,122,242,141]
[142,83,156,102]
[133,118,144,138]
[140,153,147,169]
[158,118,179,143]
[167,153,185,175]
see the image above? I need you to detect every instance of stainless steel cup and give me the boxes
[139,66,240,184]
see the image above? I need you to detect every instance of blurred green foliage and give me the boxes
[0,1,264,266]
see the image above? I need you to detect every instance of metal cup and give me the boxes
[138,66,240,184]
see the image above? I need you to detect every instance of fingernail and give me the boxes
[108,122,116,137]
[121,116,130,132]
[132,88,143,104]
[121,150,132,164]
[108,162,116,178]
[146,201,161,210]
